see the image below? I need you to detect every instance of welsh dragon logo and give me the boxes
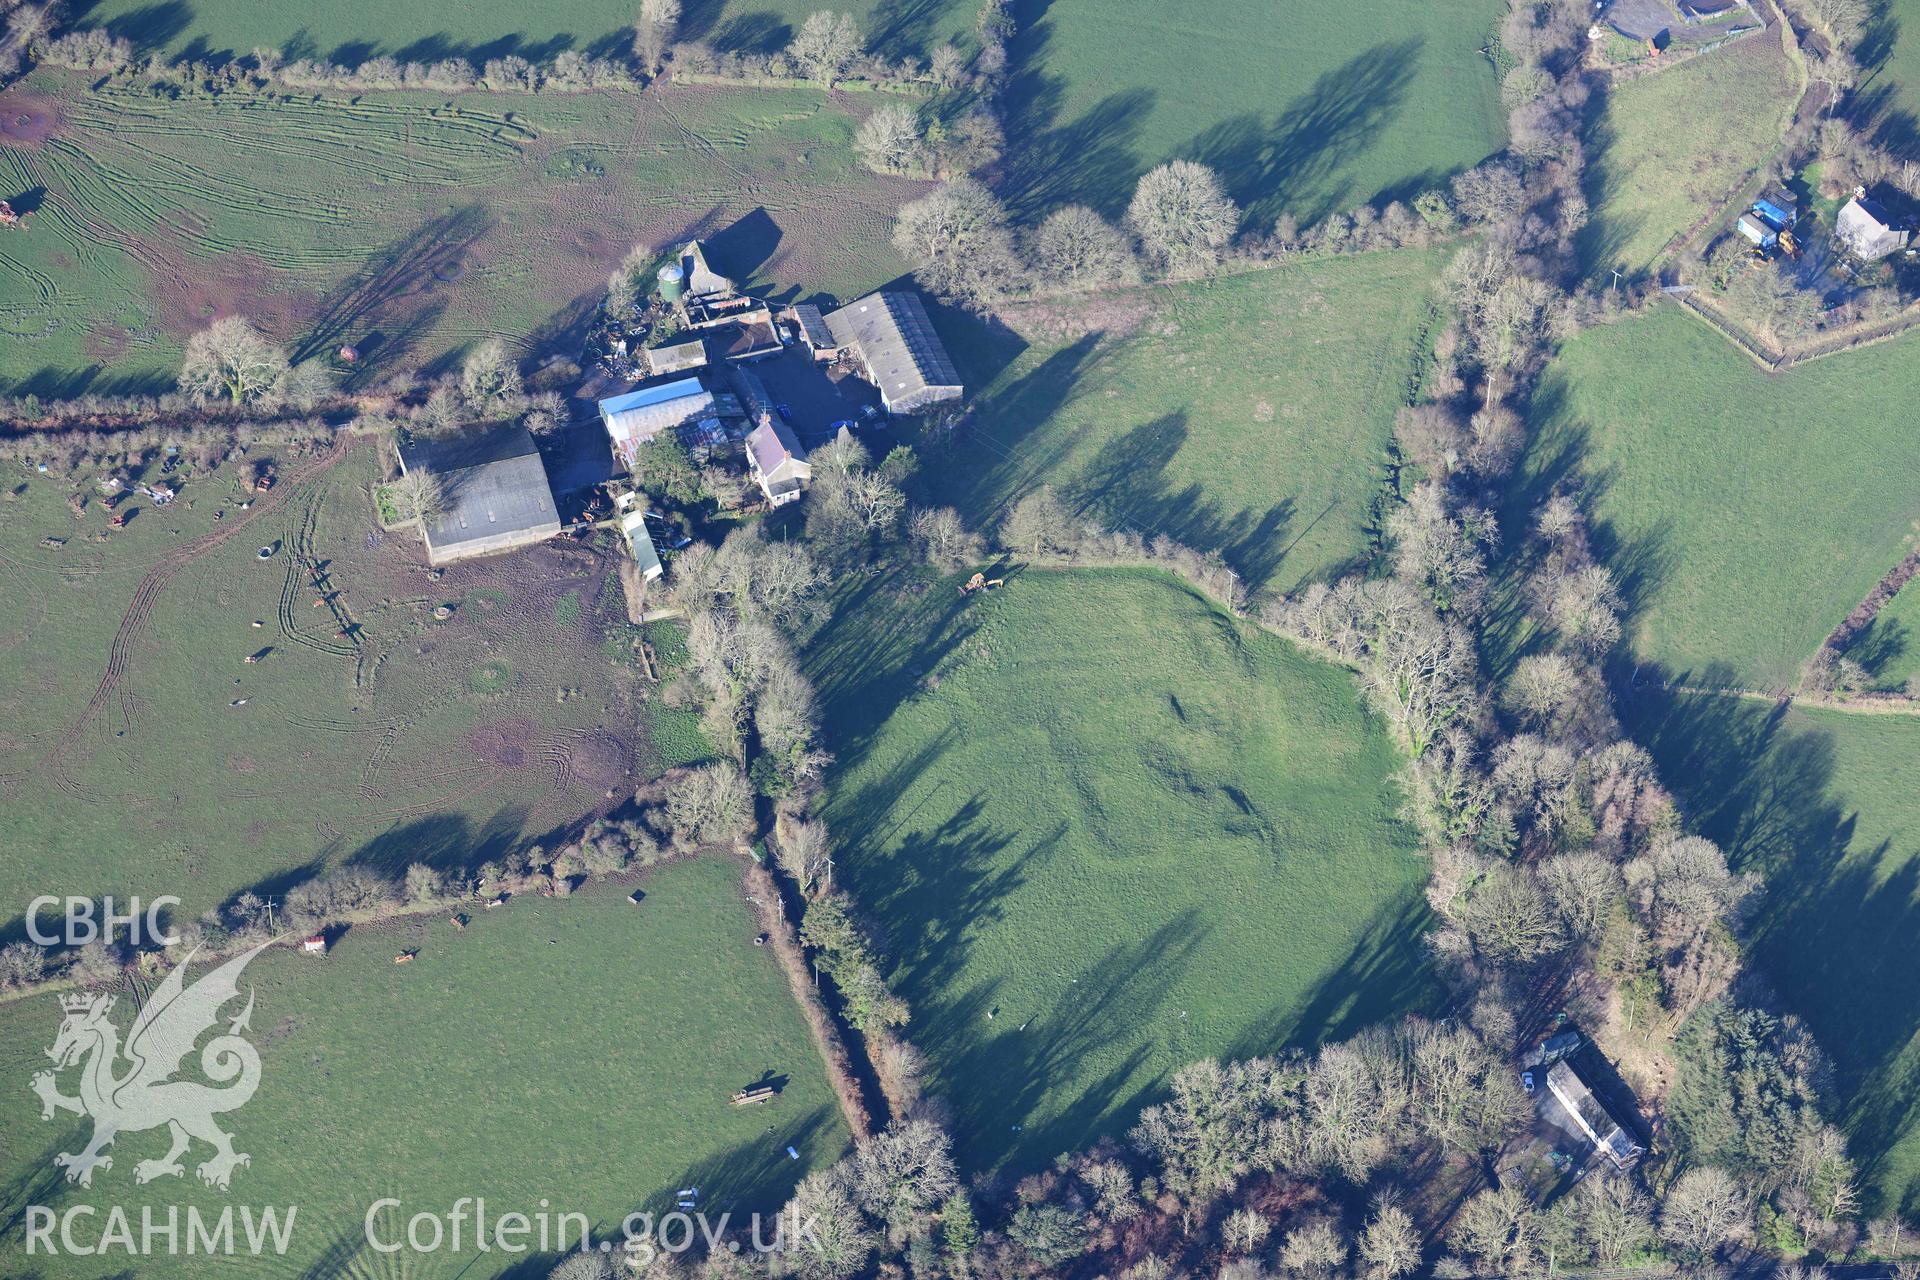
[31,940,272,1191]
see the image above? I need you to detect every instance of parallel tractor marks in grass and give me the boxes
[1,74,921,391]
[0,446,645,920]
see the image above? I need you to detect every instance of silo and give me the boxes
[657,263,687,302]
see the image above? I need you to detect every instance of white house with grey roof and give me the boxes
[747,419,811,506]
[824,291,964,414]
[397,425,561,566]
[1838,193,1909,262]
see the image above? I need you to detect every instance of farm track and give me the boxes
[276,473,360,658]
[39,434,353,785]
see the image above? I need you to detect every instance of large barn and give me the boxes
[825,291,964,414]
[397,425,561,566]
[597,378,718,470]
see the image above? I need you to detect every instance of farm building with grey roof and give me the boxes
[397,425,561,566]
[825,291,963,414]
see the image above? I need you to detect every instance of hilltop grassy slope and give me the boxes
[1520,305,1920,690]
[1582,30,1800,275]
[926,248,1445,596]
[0,863,850,1279]
[1627,689,1920,1212]
[1000,0,1506,226]
[809,568,1436,1170]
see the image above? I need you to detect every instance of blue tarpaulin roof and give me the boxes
[1752,198,1794,232]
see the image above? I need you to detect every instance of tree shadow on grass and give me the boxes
[1181,40,1426,230]
[0,365,175,400]
[1222,894,1441,1066]
[1620,682,1920,1212]
[867,0,954,60]
[345,805,529,878]
[1483,373,1676,678]
[916,331,1103,524]
[1066,411,1298,595]
[292,204,491,376]
[1574,111,1654,282]
[996,15,1154,219]
[708,12,792,55]
[932,914,1213,1170]
[100,1,192,57]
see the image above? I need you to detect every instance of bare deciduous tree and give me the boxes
[392,468,446,523]
[632,0,681,70]
[848,1120,958,1244]
[460,339,524,411]
[657,761,751,850]
[1032,204,1140,290]
[1359,1194,1423,1280]
[1002,485,1075,558]
[1280,1218,1348,1279]
[1223,1207,1272,1255]
[1451,1184,1540,1274]
[1659,1167,1750,1260]
[854,103,925,175]
[179,317,289,405]
[1126,160,1239,269]
[789,10,863,85]
[909,506,984,571]
[1540,851,1623,940]
[892,178,1019,305]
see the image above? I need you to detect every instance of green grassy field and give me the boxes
[0,74,917,393]
[1581,30,1800,276]
[923,248,1445,596]
[0,862,850,1278]
[1857,0,1920,153]
[0,443,656,924]
[999,0,1506,226]
[1520,305,1920,690]
[1859,579,1920,693]
[64,0,976,63]
[1626,688,1920,1212]
[807,567,1437,1170]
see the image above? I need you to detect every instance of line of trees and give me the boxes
[889,149,1555,311]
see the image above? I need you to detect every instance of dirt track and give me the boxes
[44,433,353,780]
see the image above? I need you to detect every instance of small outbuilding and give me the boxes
[718,307,785,364]
[645,338,709,378]
[598,378,718,470]
[301,935,328,955]
[786,304,840,359]
[1838,193,1909,261]
[825,291,964,414]
[397,425,562,566]
[746,419,811,507]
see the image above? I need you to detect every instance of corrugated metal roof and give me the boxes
[825,291,963,411]
[790,304,836,349]
[598,378,708,415]
[619,510,664,581]
[399,425,560,551]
